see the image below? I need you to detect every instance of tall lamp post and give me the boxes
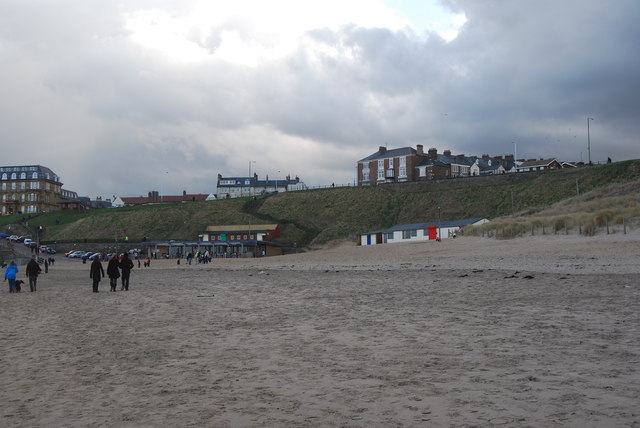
[437,206,442,241]
[512,141,517,171]
[249,160,255,176]
[587,117,594,165]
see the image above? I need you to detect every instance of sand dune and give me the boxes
[1,233,639,426]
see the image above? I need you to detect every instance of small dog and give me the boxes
[14,280,24,293]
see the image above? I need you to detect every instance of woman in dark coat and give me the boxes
[106,256,120,292]
[89,256,104,293]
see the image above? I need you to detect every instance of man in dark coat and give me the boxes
[25,256,42,292]
[89,256,104,292]
[119,253,134,291]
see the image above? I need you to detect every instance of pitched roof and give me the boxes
[358,147,418,163]
[363,218,487,235]
[517,158,558,168]
[204,224,279,232]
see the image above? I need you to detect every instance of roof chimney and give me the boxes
[379,146,387,154]
[416,144,424,155]
[183,190,187,196]
[428,147,438,160]
[444,150,451,157]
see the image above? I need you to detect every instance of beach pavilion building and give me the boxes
[359,218,488,246]
[143,224,284,258]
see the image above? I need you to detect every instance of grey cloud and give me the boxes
[0,0,638,198]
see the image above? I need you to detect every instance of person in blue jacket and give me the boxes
[4,261,18,293]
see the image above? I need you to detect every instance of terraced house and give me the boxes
[0,165,63,215]
[357,145,519,185]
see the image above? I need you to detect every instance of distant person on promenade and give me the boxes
[106,255,120,292]
[26,255,42,292]
[4,261,18,293]
[89,255,104,293]
[119,252,134,291]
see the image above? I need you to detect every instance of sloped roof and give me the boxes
[204,224,279,232]
[363,218,487,235]
[517,158,558,168]
[415,157,449,167]
[358,147,418,163]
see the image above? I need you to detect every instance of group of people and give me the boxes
[3,252,137,294]
[90,252,135,292]
[4,255,44,293]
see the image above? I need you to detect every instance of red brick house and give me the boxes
[357,145,427,185]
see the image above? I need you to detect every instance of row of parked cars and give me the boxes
[1,233,56,254]
[65,251,102,260]
[65,249,141,260]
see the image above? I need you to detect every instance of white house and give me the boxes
[360,218,489,246]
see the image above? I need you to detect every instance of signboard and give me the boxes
[220,233,226,241]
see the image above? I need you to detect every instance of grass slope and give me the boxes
[3,160,639,246]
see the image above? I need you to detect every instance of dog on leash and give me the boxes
[14,280,24,293]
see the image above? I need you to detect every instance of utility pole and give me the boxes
[587,117,594,165]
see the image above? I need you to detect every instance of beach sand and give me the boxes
[1,233,639,427]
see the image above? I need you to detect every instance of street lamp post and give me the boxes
[249,161,255,176]
[512,141,517,172]
[437,206,442,241]
[587,117,594,165]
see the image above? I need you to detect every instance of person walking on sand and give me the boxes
[89,255,105,293]
[26,255,42,292]
[106,255,120,292]
[119,252,134,291]
[4,261,18,293]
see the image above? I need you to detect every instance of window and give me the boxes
[402,230,417,239]
[362,171,369,181]
[399,157,407,177]
[1,183,5,191]
[11,173,16,180]
[32,172,38,179]
[1,173,6,180]
[20,172,26,179]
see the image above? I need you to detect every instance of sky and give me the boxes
[1,0,638,198]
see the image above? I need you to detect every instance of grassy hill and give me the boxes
[2,160,640,247]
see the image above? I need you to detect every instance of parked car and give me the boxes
[23,238,33,246]
[0,233,9,238]
[68,251,87,258]
[46,248,57,254]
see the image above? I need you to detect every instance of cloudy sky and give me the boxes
[1,0,638,198]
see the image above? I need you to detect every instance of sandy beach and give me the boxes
[1,233,639,427]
